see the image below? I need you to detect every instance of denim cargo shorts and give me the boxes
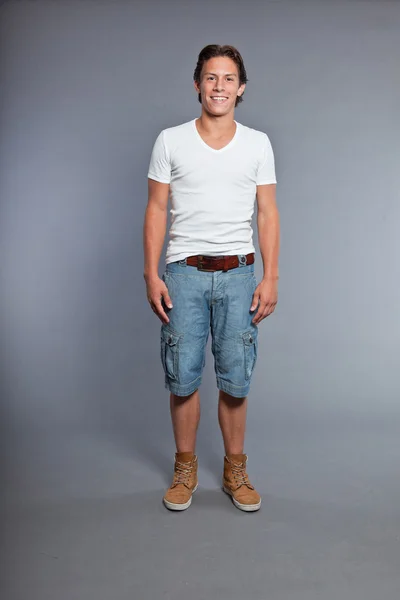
[160,255,259,398]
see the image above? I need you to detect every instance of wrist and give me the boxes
[143,271,159,282]
[262,274,279,281]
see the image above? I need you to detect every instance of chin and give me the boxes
[205,104,233,117]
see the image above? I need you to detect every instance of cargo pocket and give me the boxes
[242,329,258,380]
[161,327,181,381]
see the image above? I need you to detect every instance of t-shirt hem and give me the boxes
[165,248,257,265]
[147,172,171,184]
[256,179,277,185]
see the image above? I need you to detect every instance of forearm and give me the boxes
[257,207,280,280]
[143,204,167,280]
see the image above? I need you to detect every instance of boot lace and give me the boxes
[231,461,254,489]
[172,460,194,488]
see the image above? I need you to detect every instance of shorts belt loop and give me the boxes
[223,256,229,272]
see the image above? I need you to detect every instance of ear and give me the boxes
[237,83,246,97]
[193,80,201,94]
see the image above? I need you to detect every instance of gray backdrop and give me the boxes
[1,1,399,599]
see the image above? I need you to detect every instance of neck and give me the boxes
[197,110,236,135]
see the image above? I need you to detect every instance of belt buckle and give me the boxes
[197,255,214,272]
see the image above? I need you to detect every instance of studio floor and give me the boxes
[2,421,400,600]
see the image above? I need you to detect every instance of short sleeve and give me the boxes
[147,130,171,184]
[256,134,277,185]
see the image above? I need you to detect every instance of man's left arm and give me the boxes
[251,183,280,324]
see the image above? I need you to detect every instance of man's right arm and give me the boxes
[143,178,173,323]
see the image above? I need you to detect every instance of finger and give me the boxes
[153,300,170,324]
[263,302,276,318]
[250,292,260,312]
[258,309,270,324]
[264,306,273,319]
[262,304,272,318]
[252,303,267,324]
[162,291,173,309]
[256,299,277,322]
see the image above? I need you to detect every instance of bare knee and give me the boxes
[219,390,246,406]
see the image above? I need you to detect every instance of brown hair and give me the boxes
[193,44,248,106]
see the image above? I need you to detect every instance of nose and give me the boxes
[213,78,225,92]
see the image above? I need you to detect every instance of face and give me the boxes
[194,56,245,116]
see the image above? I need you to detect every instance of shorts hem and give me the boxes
[216,378,251,398]
[164,375,202,397]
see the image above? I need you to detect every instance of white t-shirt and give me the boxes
[147,118,276,264]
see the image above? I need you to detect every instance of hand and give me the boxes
[145,275,173,324]
[250,278,278,325]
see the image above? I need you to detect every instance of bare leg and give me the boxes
[170,390,200,453]
[218,390,248,455]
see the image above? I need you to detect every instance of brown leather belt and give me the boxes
[185,253,254,272]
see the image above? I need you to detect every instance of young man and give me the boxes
[143,44,279,512]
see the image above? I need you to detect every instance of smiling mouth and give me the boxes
[210,96,228,102]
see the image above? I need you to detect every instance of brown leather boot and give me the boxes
[223,454,261,512]
[163,452,198,511]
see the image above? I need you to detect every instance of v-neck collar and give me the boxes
[192,118,240,153]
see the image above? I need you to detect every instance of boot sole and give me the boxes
[222,486,261,512]
[163,483,198,511]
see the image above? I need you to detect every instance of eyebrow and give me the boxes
[203,72,238,77]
